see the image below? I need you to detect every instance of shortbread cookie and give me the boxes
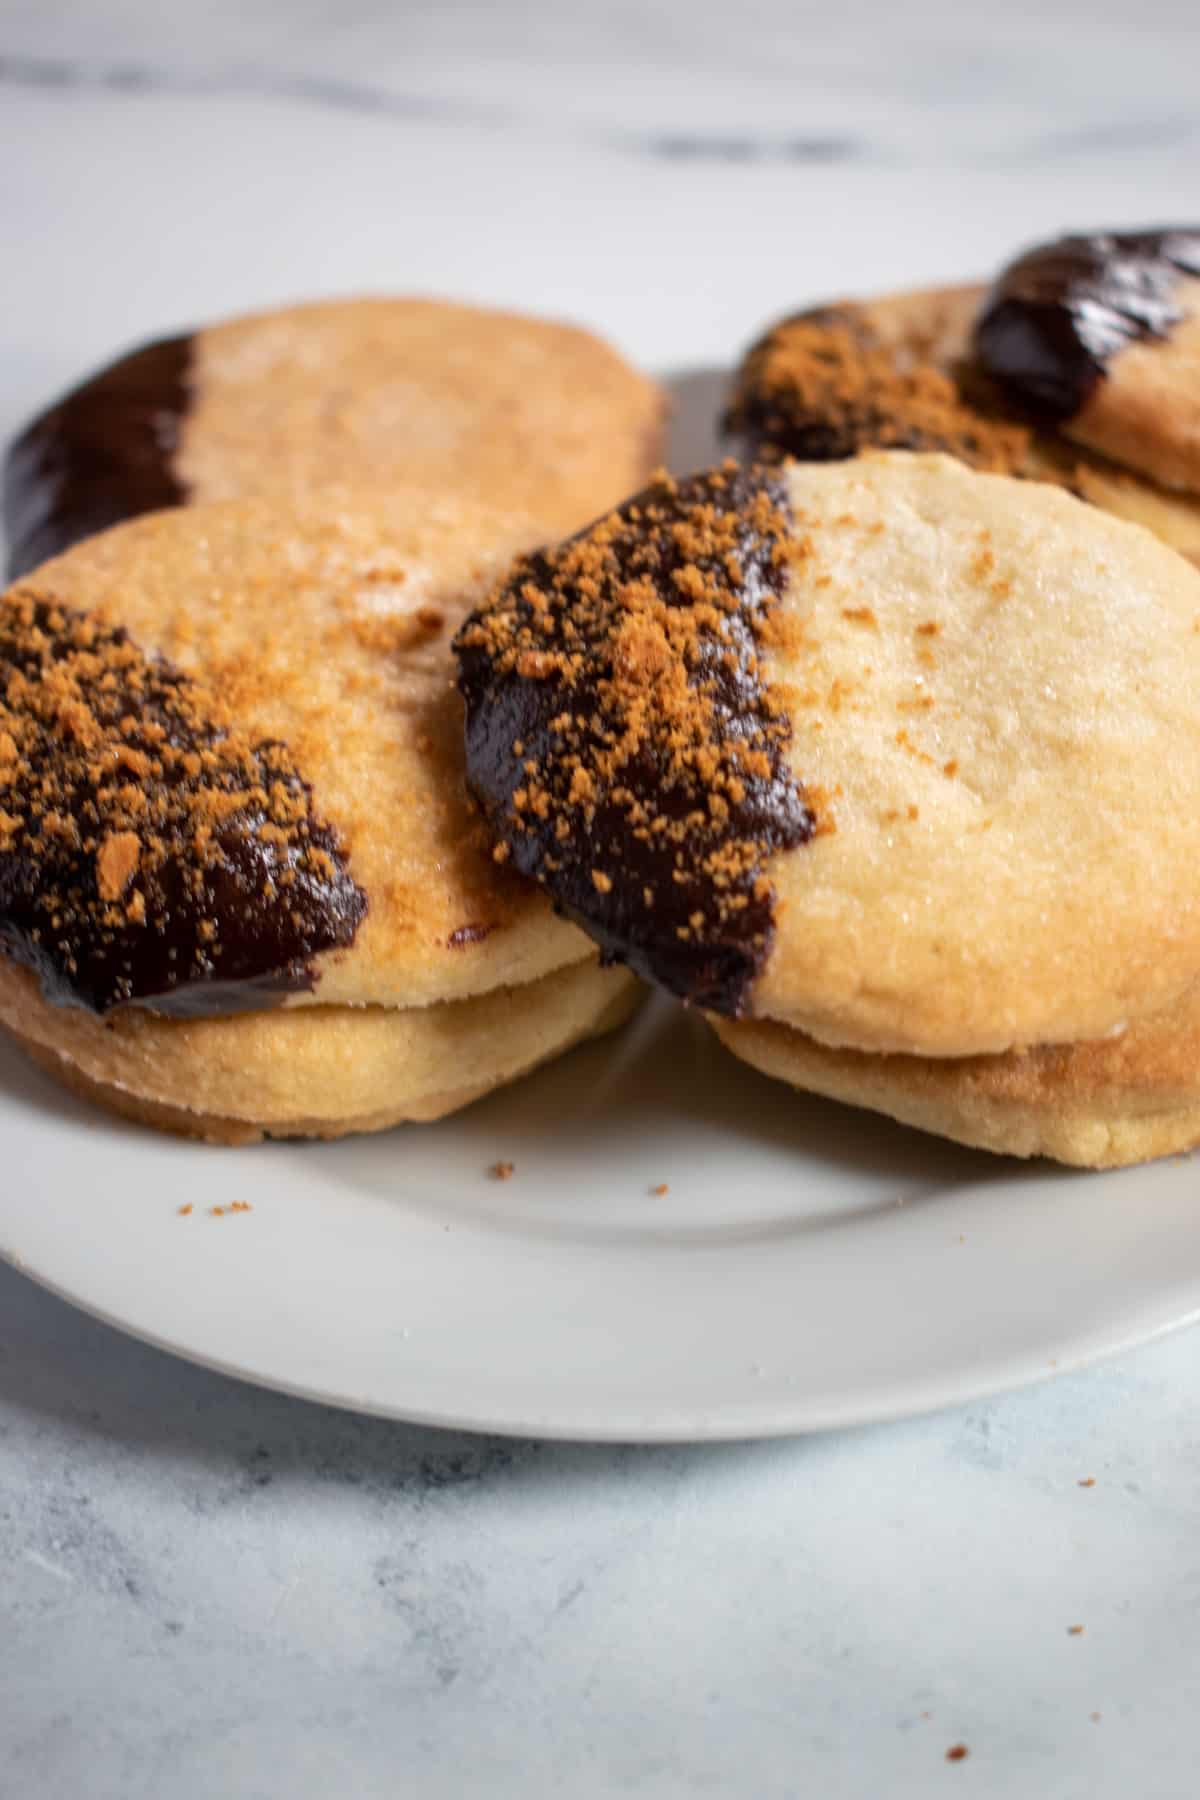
[1,956,636,1145]
[712,985,1200,1171]
[975,229,1200,495]
[456,455,1200,1058]
[724,285,1012,467]
[725,264,1200,564]
[4,297,667,577]
[0,490,636,1140]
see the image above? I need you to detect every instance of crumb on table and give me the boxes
[490,1161,515,1181]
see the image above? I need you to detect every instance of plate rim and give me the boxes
[5,1237,1197,1443]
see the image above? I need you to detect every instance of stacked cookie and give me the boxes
[456,449,1200,1169]
[0,300,662,1139]
[8,228,1200,1167]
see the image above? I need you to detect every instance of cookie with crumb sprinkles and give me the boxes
[724,299,1031,472]
[724,259,1200,567]
[459,451,1200,1059]
[0,489,638,1142]
[455,465,814,1014]
[0,588,364,1015]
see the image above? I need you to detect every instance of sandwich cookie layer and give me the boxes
[712,983,1200,1171]
[0,956,636,1144]
[0,490,636,1138]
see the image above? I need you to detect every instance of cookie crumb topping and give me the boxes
[0,588,365,1014]
[455,465,813,1014]
[725,306,1031,472]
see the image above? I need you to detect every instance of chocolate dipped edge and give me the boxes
[4,333,194,580]
[973,228,1200,421]
[0,589,366,1017]
[455,466,814,1015]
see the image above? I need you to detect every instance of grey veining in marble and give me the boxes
[3,0,1200,168]
[6,1260,1200,1799]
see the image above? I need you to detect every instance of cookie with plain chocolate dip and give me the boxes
[3,296,667,579]
[455,452,1200,1063]
[724,230,1200,565]
[0,491,637,1142]
[975,228,1200,494]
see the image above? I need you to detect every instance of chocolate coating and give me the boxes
[4,334,192,579]
[0,592,366,1016]
[974,228,1200,420]
[456,467,813,1014]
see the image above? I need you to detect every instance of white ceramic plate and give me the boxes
[3,990,1200,1441]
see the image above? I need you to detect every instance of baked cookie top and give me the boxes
[2,489,591,1016]
[457,453,1200,1056]
[4,296,666,578]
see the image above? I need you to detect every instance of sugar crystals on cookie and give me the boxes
[459,452,1200,1064]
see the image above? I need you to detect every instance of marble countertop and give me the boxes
[4,2,1200,1794]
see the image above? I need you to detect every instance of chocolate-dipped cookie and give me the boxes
[4,297,667,579]
[725,250,1200,565]
[974,228,1200,495]
[724,286,1019,468]
[0,491,638,1141]
[456,454,1200,1061]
